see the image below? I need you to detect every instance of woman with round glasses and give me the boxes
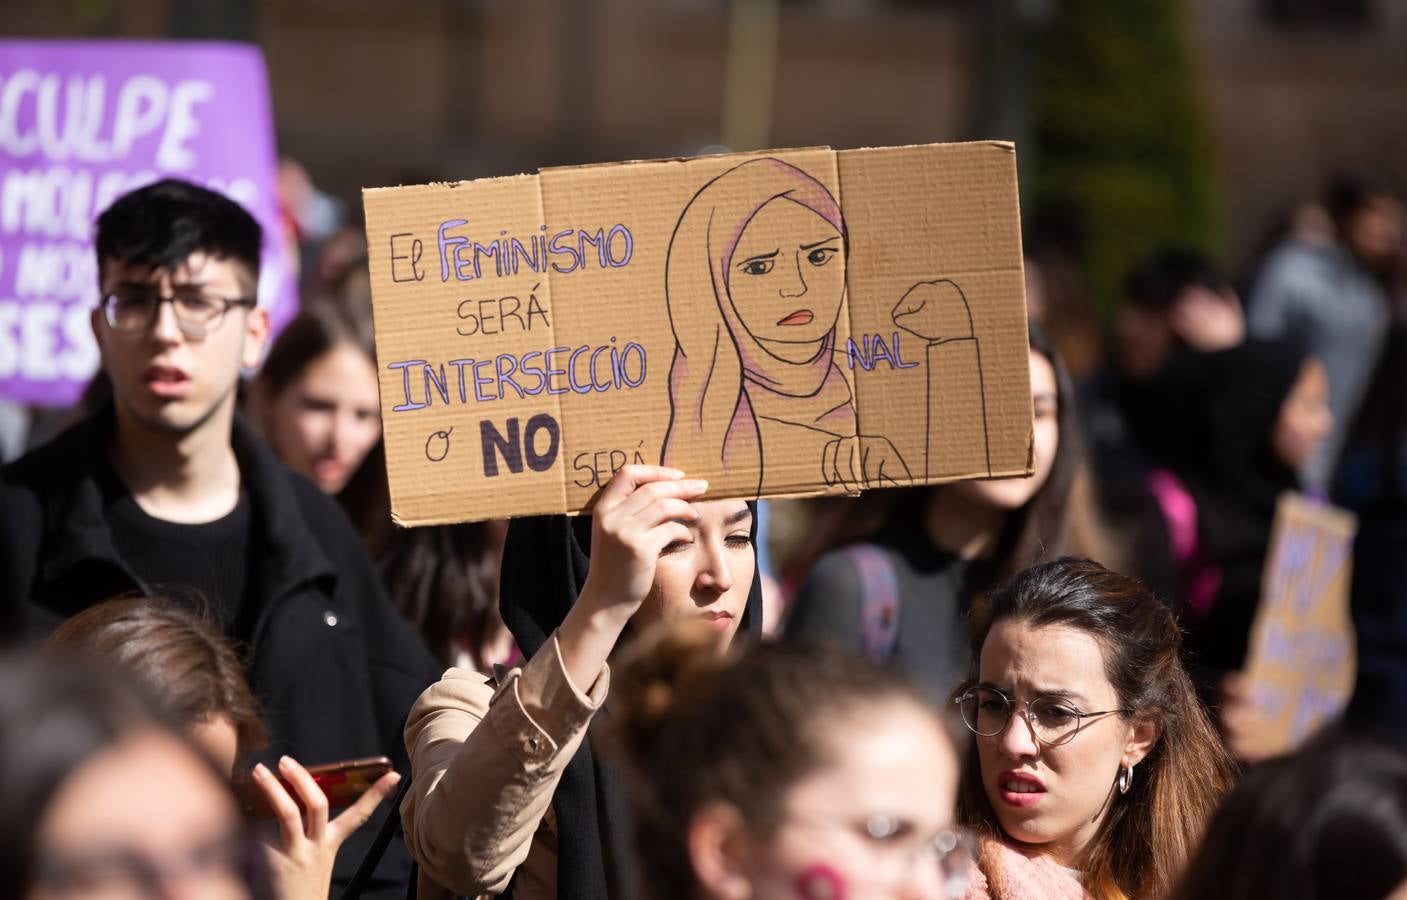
[952,558,1235,899]
[614,624,974,900]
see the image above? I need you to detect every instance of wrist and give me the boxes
[566,592,635,641]
[557,594,633,697]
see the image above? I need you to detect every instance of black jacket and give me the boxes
[0,405,440,899]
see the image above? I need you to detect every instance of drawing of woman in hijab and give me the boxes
[660,157,909,497]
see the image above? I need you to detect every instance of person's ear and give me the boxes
[240,306,271,370]
[90,308,108,362]
[688,802,753,900]
[1122,715,1161,769]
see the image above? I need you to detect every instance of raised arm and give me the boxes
[402,467,707,894]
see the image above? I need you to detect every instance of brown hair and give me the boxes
[46,596,267,760]
[256,298,375,402]
[956,558,1235,900]
[612,625,957,900]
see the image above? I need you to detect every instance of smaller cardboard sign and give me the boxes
[363,142,1033,525]
[1240,492,1358,757]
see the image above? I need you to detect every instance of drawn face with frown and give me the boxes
[727,198,845,351]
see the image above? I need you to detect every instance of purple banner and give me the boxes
[0,40,296,407]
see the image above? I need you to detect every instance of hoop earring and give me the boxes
[1117,764,1133,795]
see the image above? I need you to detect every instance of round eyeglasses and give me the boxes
[954,686,1132,747]
[101,291,256,338]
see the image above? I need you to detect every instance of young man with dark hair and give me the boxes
[0,178,438,899]
[1249,171,1404,489]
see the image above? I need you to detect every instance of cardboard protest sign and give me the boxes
[1240,492,1358,757]
[363,142,1033,525]
[0,40,296,407]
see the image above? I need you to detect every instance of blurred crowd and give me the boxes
[0,154,1404,900]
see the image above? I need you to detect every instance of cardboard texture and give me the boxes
[1241,492,1358,758]
[363,142,1032,525]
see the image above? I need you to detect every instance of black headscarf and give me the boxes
[498,504,765,900]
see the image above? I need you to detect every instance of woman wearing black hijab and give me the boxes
[401,466,764,900]
[1152,340,1332,691]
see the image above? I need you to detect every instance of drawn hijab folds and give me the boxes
[661,157,909,497]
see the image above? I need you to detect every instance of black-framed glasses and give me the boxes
[101,290,256,338]
[955,686,1132,747]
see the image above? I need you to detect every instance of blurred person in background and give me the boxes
[1170,732,1407,900]
[0,178,438,899]
[401,466,762,900]
[1022,234,1105,384]
[1336,327,1407,749]
[612,625,972,900]
[44,595,402,900]
[1081,248,1247,603]
[782,325,1113,704]
[1148,341,1332,700]
[0,653,271,900]
[276,157,347,294]
[954,558,1235,900]
[254,300,380,497]
[1248,172,1403,490]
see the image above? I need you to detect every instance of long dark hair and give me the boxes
[338,441,510,671]
[956,558,1236,900]
[784,323,1097,587]
[1171,732,1407,900]
[256,299,375,401]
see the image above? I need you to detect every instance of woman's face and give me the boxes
[632,500,755,645]
[1271,357,1332,473]
[263,341,381,494]
[31,730,250,900]
[952,350,1060,510]
[728,198,845,348]
[974,620,1155,867]
[722,700,963,900]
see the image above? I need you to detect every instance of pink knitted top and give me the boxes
[962,840,1094,900]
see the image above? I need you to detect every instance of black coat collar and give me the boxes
[28,403,338,629]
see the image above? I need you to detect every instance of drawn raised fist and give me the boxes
[892,279,975,343]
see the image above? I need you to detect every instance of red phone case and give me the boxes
[239,755,394,818]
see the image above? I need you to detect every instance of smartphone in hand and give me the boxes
[238,755,394,819]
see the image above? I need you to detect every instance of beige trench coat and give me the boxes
[401,634,609,900]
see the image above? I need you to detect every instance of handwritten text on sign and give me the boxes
[0,40,295,406]
[1243,492,1358,756]
[363,143,1035,524]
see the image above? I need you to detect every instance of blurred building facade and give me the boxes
[4,0,1406,270]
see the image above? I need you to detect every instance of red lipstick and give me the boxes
[776,309,814,327]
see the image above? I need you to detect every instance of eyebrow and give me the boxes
[115,279,212,290]
[667,507,754,531]
[977,681,1087,703]
[800,237,841,250]
[738,249,779,264]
